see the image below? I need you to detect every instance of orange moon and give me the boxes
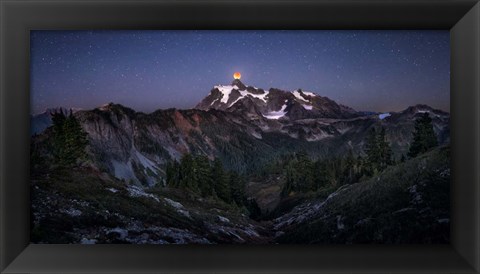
[233,72,241,79]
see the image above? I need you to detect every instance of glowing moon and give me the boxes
[233,72,241,79]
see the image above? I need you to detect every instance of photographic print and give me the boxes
[30,30,450,244]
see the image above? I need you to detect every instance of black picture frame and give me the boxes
[1,0,479,273]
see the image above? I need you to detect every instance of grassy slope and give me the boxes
[277,146,450,244]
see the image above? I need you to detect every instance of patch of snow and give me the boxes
[378,113,391,120]
[417,109,443,118]
[221,86,270,107]
[218,215,230,223]
[127,185,160,202]
[99,104,111,111]
[214,85,239,104]
[238,89,269,103]
[80,238,97,244]
[292,90,309,102]
[210,98,219,106]
[302,91,317,97]
[263,104,287,120]
[228,95,244,107]
[302,104,313,110]
[106,187,119,193]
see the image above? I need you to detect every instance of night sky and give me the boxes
[30,30,450,114]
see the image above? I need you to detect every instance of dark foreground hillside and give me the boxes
[31,167,272,244]
[31,145,449,244]
[273,146,450,244]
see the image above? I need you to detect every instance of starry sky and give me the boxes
[30,30,450,114]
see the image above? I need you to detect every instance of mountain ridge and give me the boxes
[195,79,359,121]
[31,81,450,187]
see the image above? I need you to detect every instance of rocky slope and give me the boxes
[31,166,270,244]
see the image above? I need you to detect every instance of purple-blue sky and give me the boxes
[30,30,449,114]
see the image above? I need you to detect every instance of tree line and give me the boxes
[279,112,439,196]
[165,154,260,215]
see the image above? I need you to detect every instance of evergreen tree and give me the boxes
[166,160,181,187]
[50,110,88,167]
[229,171,246,206]
[312,159,328,190]
[295,151,314,191]
[343,149,357,185]
[364,127,393,174]
[212,158,231,203]
[408,113,438,158]
[282,163,297,196]
[365,128,380,175]
[51,110,67,161]
[179,154,200,192]
[355,155,369,180]
[378,127,393,169]
[194,155,214,196]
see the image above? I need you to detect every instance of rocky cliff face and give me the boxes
[72,103,266,186]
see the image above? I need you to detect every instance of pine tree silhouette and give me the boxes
[408,113,438,158]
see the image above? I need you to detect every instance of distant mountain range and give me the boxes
[31,79,449,186]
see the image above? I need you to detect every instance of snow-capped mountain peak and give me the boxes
[195,81,359,121]
[198,80,271,111]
